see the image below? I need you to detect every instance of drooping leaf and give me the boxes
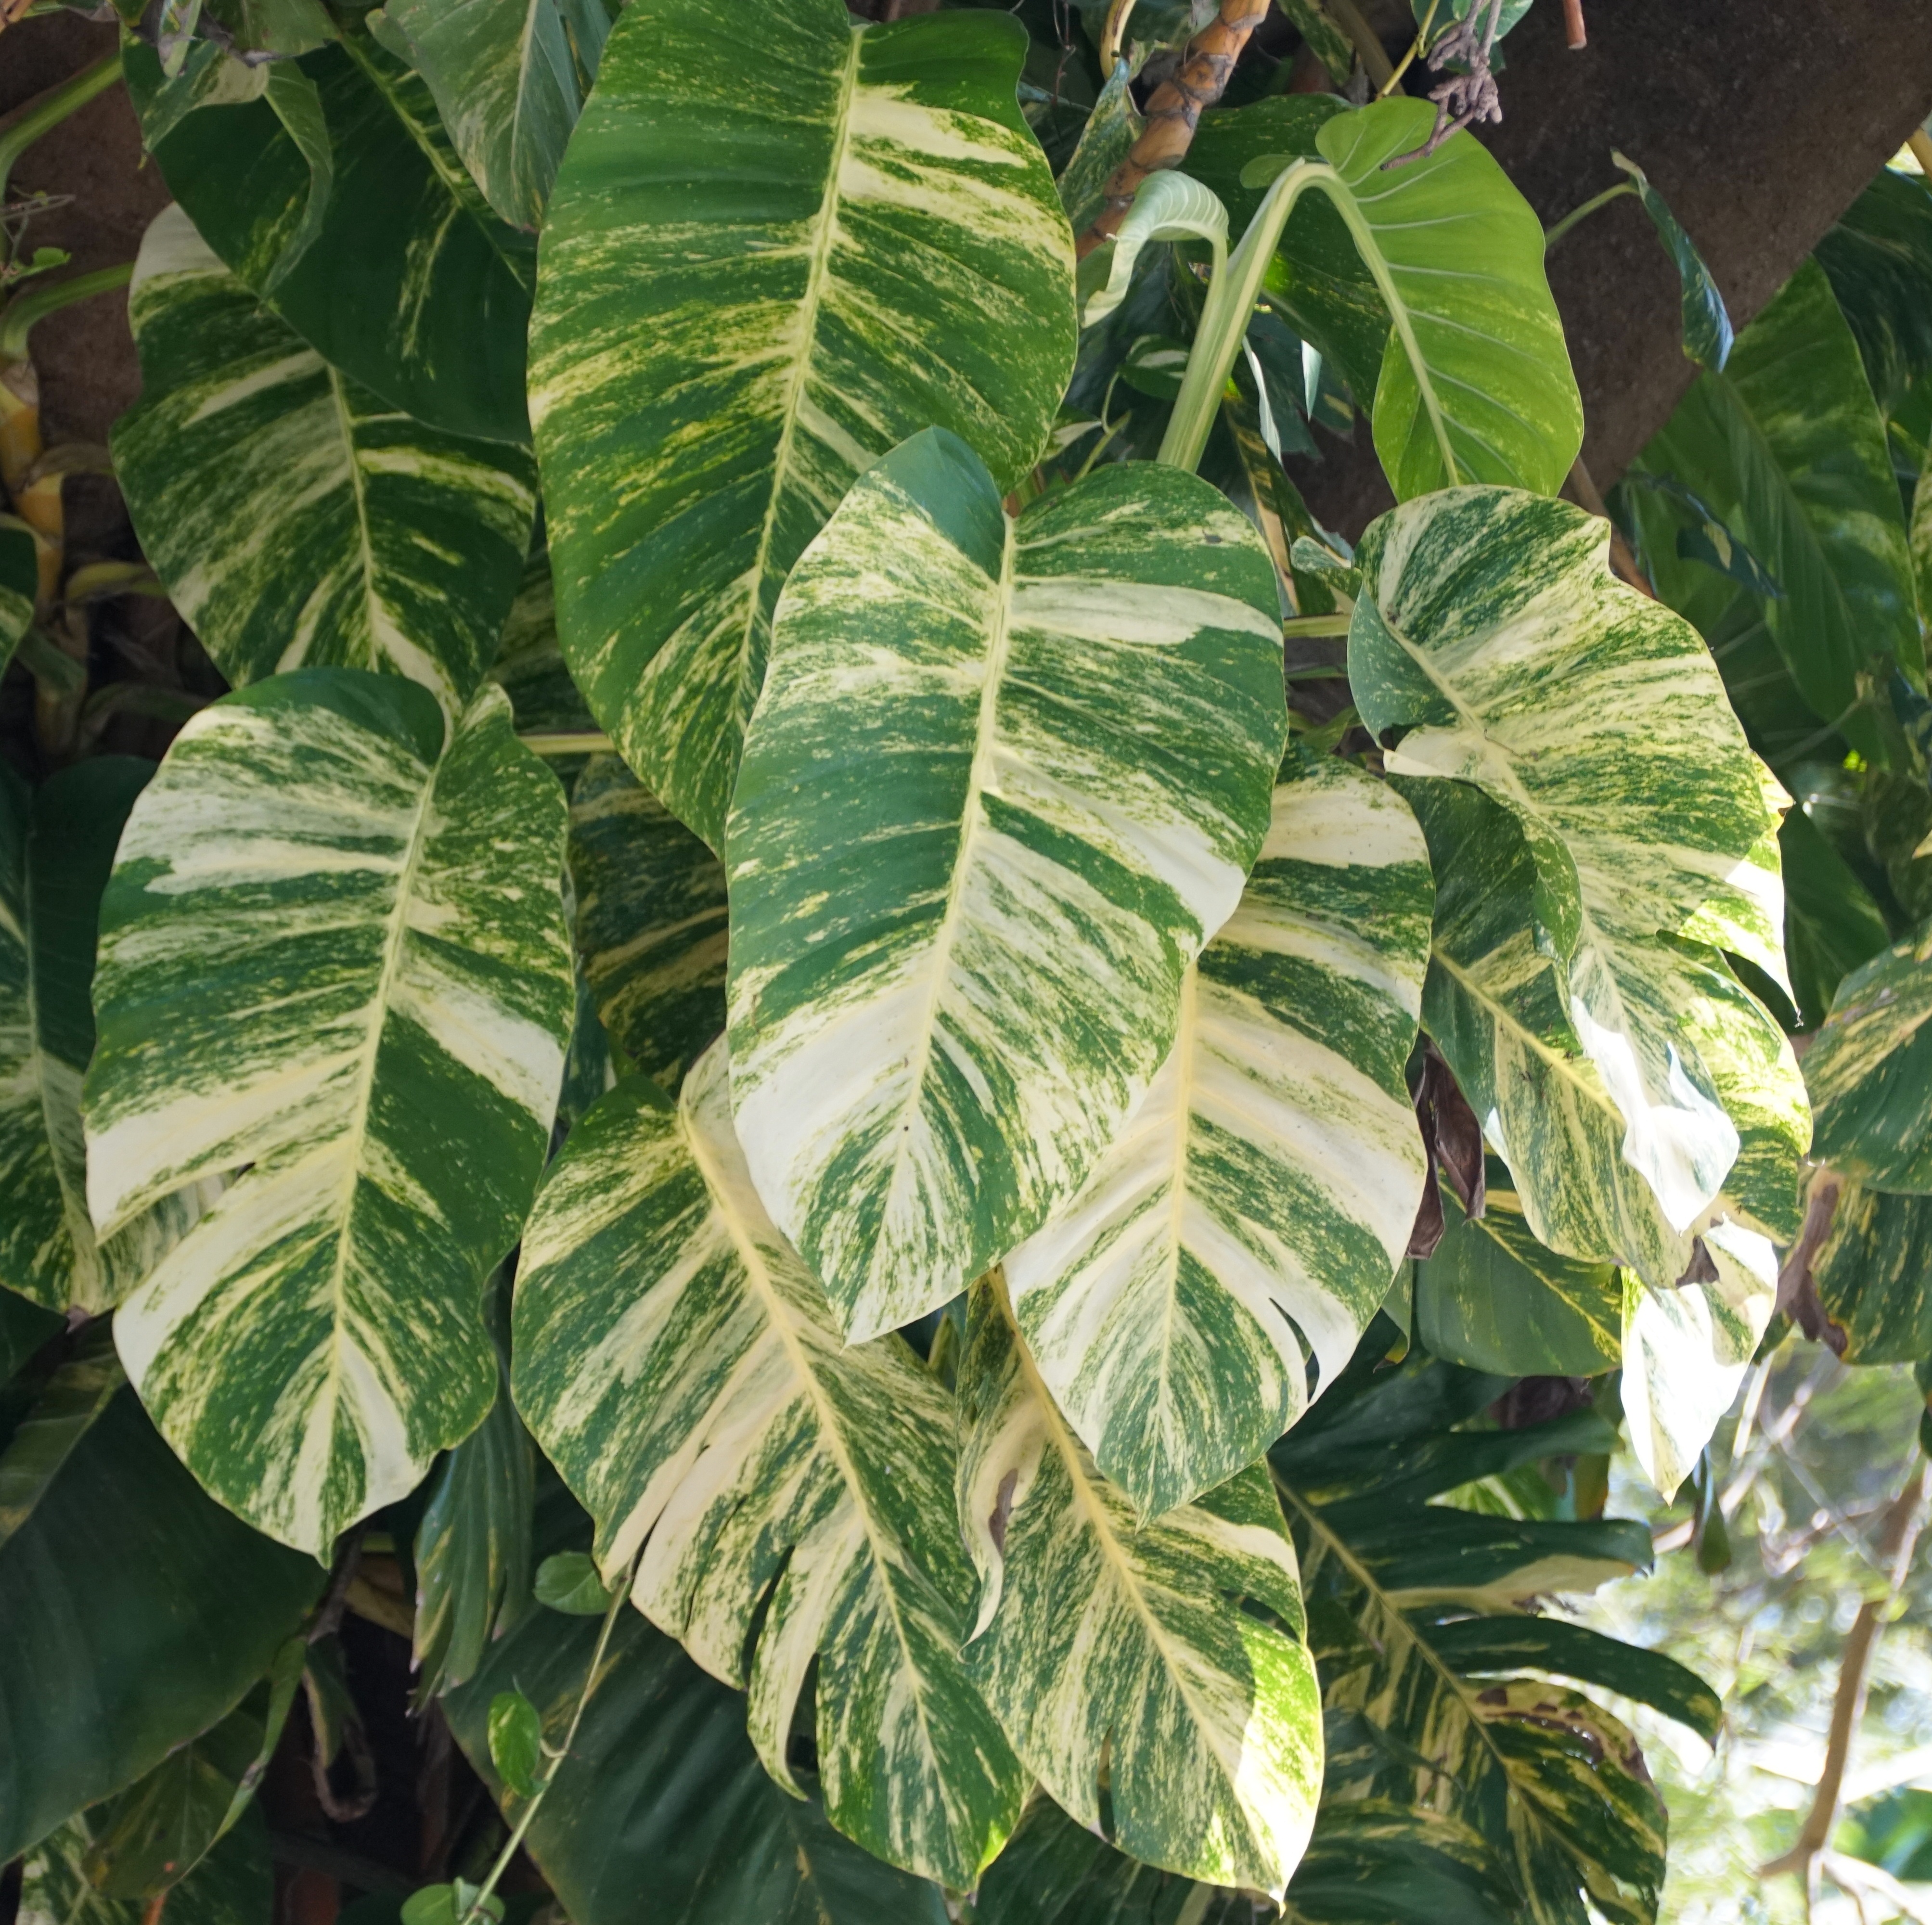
[511,1050,1026,1886]
[114,208,537,720]
[83,671,576,1556]
[1004,748,1432,1518]
[956,1275,1324,1895]
[0,1389,322,1864]
[444,1491,951,1925]
[20,1798,273,1925]
[1622,472,1781,597]
[1807,1179,1932,1363]
[1813,165,1932,415]
[567,754,726,1093]
[1414,1176,1621,1379]
[1083,170,1226,326]
[1610,151,1732,373]
[1272,1356,1670,1925]
[1629,259,1922,762]
[1779,803,1893,1029]
[258,64,335,289]
[726,431,1286,1340]
[203,0,333,55]
[383,0,609,229]
[129,33,537,445]
[1803,916,1932,1190]
[531,0,1077,850]
[0,1323,124,1549]
[0,761,212,1315]
[1055,50,1140,240]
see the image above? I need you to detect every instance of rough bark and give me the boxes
[1291,0,1932,538]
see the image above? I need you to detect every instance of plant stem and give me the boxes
[455,1567,634,1925]
[0,261,134,361]
[518,730,614,757]
[1543,180,1635,252]
[0,52,123,209]
[1378,0,1439,98]
[1324,0,1395,89]
[1282,614,1350,637]
[1560,0,1586,48]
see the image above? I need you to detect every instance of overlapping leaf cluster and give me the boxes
[0,2,1873,1921]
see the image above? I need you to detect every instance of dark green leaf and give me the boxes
[1814,166,1932,413]
[21,1796,273,1925]
[1781,804,1893,1028]
[0,1322,124,1550]
[1612,151,1732,372]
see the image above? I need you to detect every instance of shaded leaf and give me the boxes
[1611,151,1732,372]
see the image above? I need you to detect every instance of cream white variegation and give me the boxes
[1005,747,1432,1518]
[82,672,576,1557]
[531,0,1078,849]
[725,430,1288,1342]
[511,1044,1026,1888]
[956,1275,1323,1895]
[113,208,538,722]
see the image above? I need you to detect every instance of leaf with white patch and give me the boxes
[113,208,537,720]
[384,0,609,230]
[1005,748,1431,1518]
[0,762,212,1315]
[726,430,1287,1341]
[567,754,726,1093]
[510,1046,1026,1887]
[956,1274,1324,1896]
[83,670,576,1556]
[1082,170,1225,326]
[1802,916,1932,1192]
[531,0,1077,848]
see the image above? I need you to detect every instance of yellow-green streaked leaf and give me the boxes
[0,761,215,1316]
[1808,1179,1932,1363]
[567,754,726,1094]
[126,36,537,448]
[1317,102,1582,501]
[0,518,33,676]
[1005,748,1432,1519]
[530,0,1077,850]
[1414,1177,1621,1380]
[82,670,577,1556]
[1803,916,1932,1192]
[1621,1218,1777,1496]
[725,431,1288,1342]
[113,208,538,721]
[956,1275,1324,1896]
[510,1045,1026,1887]
[384,0,609,230]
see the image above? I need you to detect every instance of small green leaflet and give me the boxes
[1005,749,1432,1518]
[84,672,576,1556]
[957,1276,1324,1895]
[0,761,213,1315]
[533,1551,613,1616]
[130,35,536,446]
[1414,1177,1621,1379]
[488,1690,544,1797]
[530,0,1077,849]
[1610,151,1733,373]
[511,1048,1026,1887]
[1803,916,1932,1191]
[567,755,726,1093]
[384,0,609,230]
[114,208,537,720]
[726,431,1286,1342]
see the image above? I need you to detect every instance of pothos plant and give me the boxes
[4,0,1929,1922]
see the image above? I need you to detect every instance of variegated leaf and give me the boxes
[1802,916,1932,1192]
[1621,1219,1777,1495]
[531,0,1077,848]
[567,754,726,1093]
[1005,747,1431,1519]
[510,1044,1026,1888]
[1356,488,1792,1244]
[114,208,537,720]
[129,35,536,447]
[726,431,1287,1341]
[956,1275,1324,1896]
[83,671,576,1556]
[1807,1178,1932,1363]
[383,0,609,230]
[0,762,211,1315]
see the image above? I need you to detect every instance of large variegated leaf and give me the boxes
[727,432,1286,1341]
[531,0,1077,848]
[510,1046,1025,1887]
[1808,1179,1932,1363]
[1802,917,1932,1191]
[567,754,726,1093]
[129,35,536,445]
[1630,260,1921,765]
[1354,488,1790,1244]
[1003,748,1431,1518]
[955,1275,1324,1895]
[383,0,609,230]
[114,208,537,720]
[0,762,211,1315]
[83,671,576,1556]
